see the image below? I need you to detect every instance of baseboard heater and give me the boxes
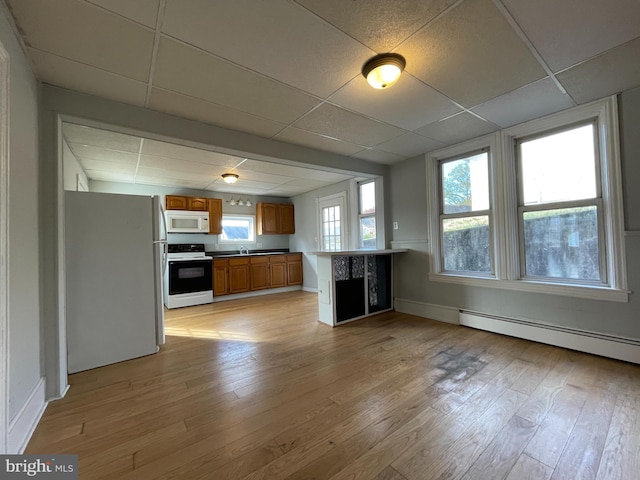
[459,310,640,365]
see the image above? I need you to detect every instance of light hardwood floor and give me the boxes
[27,291,640,479]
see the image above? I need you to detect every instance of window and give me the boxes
[358,181,376,248]
[517,123,603,283]
[426,97,627,302]
[318,192,348,251]
[439,150,492,274]
[220,214,255,243]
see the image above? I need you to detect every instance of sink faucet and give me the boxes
[239,245,248,255]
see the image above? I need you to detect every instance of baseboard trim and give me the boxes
[460,311,640,364]
[302,286,318,293]
[8,377,47,453]
[394,299,459,325]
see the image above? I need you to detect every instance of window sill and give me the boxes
[429,273,630,303]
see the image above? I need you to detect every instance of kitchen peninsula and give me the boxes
[310,249,407,327]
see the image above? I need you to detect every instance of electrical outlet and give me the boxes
[393,222,399,230]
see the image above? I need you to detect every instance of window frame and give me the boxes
[219,214,256,244]
[358,180,376,249]
[438,148,494,276]
[515,121,606,285]
[425,96,628,302]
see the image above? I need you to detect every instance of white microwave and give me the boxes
[165,210,210,233]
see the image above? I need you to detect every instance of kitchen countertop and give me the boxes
[308,249,408,256]
[206,249,294,258]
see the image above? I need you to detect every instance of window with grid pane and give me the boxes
[517,122,603,282]
[322,205,341,251]
[359,181,376,248]
[439,150,492,274]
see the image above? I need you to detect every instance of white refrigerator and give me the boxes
[65,191,166,374]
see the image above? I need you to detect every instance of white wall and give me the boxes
[0,2,44,451]
[389,89,640,341]
[62,139,88,191]
[90,180,292,253]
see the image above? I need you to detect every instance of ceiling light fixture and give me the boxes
[221,173,239,184]
[362,53,406,89]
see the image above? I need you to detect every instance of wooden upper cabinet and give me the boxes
[279,204,295,234]
[165,195,188,210]
[208,198,222,235]
[257,202,279,235]
[187,197,208,211]
[257,202,295,235]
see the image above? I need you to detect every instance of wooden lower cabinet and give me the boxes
[213,259,229,296]
[228,258,250,294]
[286,253,303,285]
[269,256,287,288]
[250,256,269,290]
[213,253,303,298]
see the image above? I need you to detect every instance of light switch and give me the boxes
[393,222,399,230]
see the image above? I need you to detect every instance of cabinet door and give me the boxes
[188,197,209,211]
[250,257,269,290]
[165,195,188,210]
[269,256,287,288]
[228,258,250,294]
[257,203,279,235]
[208,198,222,235]
[286,254,303,285]
[279,204,295,234]
[213,261,229,296]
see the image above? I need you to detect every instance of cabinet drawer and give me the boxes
[250,256,268,264]
[229,257,249,266]
[269,255,286,263]
[213,258,229,267]
[286,253,302,262]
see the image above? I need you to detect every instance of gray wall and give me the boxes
[90,180,291,253]
[1,4,43,420]
[389,89,640,340]
[62,139,88,191]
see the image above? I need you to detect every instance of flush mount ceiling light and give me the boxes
[221,173,239,184]
[362,53,406,89]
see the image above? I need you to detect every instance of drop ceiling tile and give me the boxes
[400,0,545,107]
[214,179,281,190]
[207,184,269,195]
[292,103,406,147]
[136,166,216,183]
[301,171,353,182]
[330,74,461,131]
[283,178,329,189]
[502,0,640,72]
[231,170,295,184]
[154,37,321,124]
[161,0,373,97]
[264,187,308,197]
[8,0,154,81]
[148,88,287,139]
[80,159,137,174]
[273,127,365,156]
[138,155,228,176]
[556,37,640,104]
[29,49,147,106]
[414,112,498,145]
[85,169,134,183]
[240,160,316,178]
[141,139,240,166]
[64,124,142,152]
[87,0,160,28]
[375,132,446,157]
[472,78,575,128]
[68,144,140,164]
[351,149,406,164]
[296,0,458,52]
[135,175,209,189]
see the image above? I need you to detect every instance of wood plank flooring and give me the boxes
[26,291,640,479]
